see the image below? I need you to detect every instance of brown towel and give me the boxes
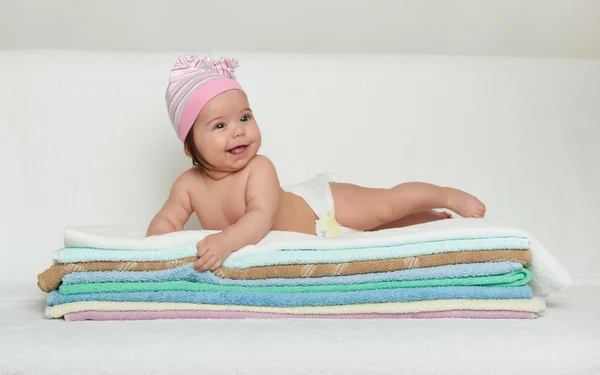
[213,249,530,280]
[37,249,530,292]
[37,258,197,293]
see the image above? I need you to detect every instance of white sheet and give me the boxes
[2,279,599,375]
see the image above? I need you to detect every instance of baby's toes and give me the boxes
[472,205,486,218]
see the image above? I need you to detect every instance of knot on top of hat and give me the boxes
[175,55,239,79]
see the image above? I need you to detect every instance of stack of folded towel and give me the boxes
[38,218,572,321]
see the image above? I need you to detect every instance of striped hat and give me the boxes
[165,55,243,142]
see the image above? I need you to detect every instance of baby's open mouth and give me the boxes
[227,145,247,155]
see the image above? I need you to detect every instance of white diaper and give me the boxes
[282,173,361,237]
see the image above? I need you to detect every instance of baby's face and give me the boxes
[190,89,261,172]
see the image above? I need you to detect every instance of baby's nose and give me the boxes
[233,125,245,137]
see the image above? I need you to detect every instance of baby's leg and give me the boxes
[370,210,452,231]
[330,182,485,231]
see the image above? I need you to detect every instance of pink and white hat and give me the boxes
[165,55,243,142]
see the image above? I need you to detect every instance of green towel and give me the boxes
[59,269,530,295]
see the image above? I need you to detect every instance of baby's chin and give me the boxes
[213,145,259,172]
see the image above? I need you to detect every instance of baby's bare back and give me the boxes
[184,160,317,235]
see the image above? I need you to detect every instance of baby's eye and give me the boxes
[214,123,225,130]
[240,114,250,122]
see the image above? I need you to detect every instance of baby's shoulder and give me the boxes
[246,154,277,174]
[171,167,205,191]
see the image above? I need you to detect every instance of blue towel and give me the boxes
[47,285,532,307]
[62,261,524,287]
[55,236,528,268]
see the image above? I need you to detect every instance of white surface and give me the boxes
[1,50,599,286]
[1,0,600,59]
[1,280,599,375]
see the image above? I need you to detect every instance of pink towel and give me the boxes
[64,310,537,321]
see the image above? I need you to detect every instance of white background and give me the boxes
[1,0,599,59]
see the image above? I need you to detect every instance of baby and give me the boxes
[147,56,486,272]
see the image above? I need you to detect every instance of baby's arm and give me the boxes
[222,155,281,249]
[146,173,193,236]
[194,156,280,271]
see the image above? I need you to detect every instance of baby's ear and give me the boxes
[184,144,192,158]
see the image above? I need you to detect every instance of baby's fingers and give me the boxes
[209,259,223,271]
[195,255,217,272]
[193,250,211,271]
[196,241,208,257]
[201,256,219,272]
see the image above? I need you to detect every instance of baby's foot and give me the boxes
[398,210,452,227]
[437,211,453,220]
[445,188,486,218]
[414,210,452,222]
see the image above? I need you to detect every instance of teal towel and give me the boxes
[55,237,527,268]
[59,269,531,294]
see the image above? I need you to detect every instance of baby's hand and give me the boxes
[194,233,235,272]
